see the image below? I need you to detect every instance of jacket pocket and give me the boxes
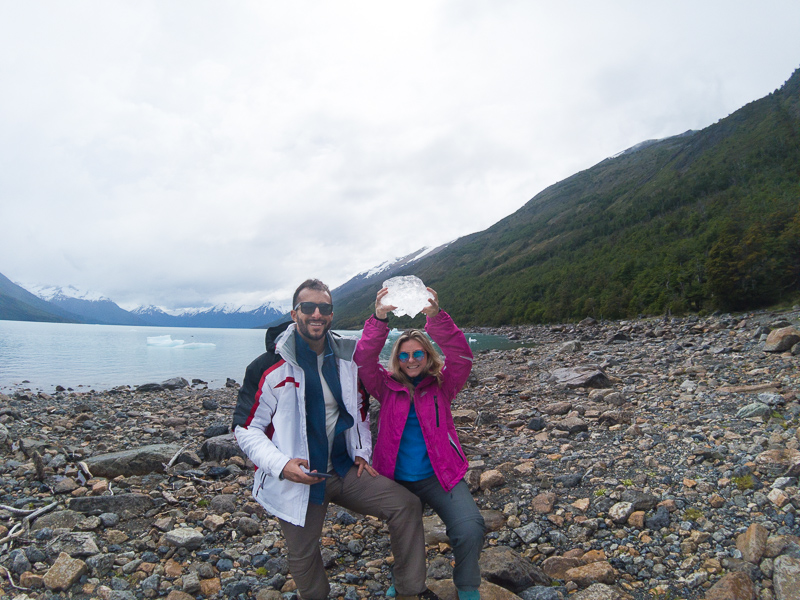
[448,432,465,462]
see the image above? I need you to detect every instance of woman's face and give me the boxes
[397,339,428,379]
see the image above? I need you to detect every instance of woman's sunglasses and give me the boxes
[398,350,426,363]
[294,302,334,316]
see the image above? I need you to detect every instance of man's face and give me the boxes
[291,288,333,346]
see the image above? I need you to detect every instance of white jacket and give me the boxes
[234,324,372,526]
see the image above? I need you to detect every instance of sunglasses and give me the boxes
[398,350,426,363]
[294,302,333,316]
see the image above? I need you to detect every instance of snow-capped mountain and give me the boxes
[18,282,287,328]
[332,243,451,300]
[131,302,288,328]
[21,284,147,326]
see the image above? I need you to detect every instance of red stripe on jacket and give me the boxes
[243,358,287,428]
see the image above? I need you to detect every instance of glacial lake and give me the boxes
[0,320,525,393]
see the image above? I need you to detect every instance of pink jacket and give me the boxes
[354,310,474,492]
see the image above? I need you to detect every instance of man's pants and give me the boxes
[399,476,485,591]
[278,466,427,600]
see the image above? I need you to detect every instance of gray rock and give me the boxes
[30,509,85,531]
[182,571,201,594]
[69,494,154,518]
[84,444,182,477]
[200,433,246,462]
[773,555,800,600]
[549,366,612,389]
[237,517,261,537]
[161,377,189,390]
[86,553,116,576]
[479,546,551,593]
[46,532,100,558]
[427,555,453,580]
[620,490,659,511]
[736,402,772,419]
[163,527,204,549]
[204,423,230,438]
[514,522,543,544]
[210,494,238,514]
[764,327,800,352]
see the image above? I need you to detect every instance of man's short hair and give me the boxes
[292,279,332,308]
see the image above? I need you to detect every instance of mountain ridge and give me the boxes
[330,67,800,328]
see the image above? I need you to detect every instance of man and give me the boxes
[233,279,437,600]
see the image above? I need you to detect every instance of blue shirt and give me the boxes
[394,402,435,482]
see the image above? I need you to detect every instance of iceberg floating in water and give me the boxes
[382,275,434,318]
[147,335,215,349]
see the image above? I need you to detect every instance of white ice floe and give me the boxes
[381,276,433,318]
[146,335,215,349]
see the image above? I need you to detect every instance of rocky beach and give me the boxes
[1,308,799,600]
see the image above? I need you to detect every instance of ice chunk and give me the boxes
[381,276,433,318]
[147,335,184,347]
[147,335,215,349]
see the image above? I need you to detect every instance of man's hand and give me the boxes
[375,287,397,320]
[421,287,440,317]
[281,458,327,484]
[354,456,378,478]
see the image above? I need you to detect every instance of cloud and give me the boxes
[1,1,799,308]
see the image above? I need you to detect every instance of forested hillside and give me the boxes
[333,68,800,328]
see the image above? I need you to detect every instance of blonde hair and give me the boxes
[389,329,444,388]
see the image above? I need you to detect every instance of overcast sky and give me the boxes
[2,1,799,310]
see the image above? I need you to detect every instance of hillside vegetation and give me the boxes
[334,68,800,328]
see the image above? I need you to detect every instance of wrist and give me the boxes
[375,313,389,322]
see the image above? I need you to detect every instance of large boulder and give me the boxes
[764,326,800,352]
[84,444,183,478]
[427,578,523,600]
[68,494,154,518]
[479,546,551,593]
[549,366,612,389]
[200,434,246,462]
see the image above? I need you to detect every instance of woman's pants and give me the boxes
[398,476,485,591]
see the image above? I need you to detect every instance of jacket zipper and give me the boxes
[257,470,267,494]
[435,395,440,427]
[448,433,465,462]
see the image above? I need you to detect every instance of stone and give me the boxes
[569,583,633,600]
[736,402,773,419]
[43,552,88,591]
[531,492,556,514]
[542,555,584,579]
[564,561,617,586]
[773,555,800,600]
[480,469,505,490]
[737,523,769,564]
[541,401,572,415]
[69,494,154,518]
[704,571,756,600]
[84,444,183,477]
[161,377,189,390]
[549,366,612,389]
[764,326,800,352]
[479,546,551,592]
[30,509,85,531]
[210,494,238,514]
[200,433,246,462]
[46,532,100,558]
[163,528,204,550]
[428,578,525,599]
[514,522,543,544]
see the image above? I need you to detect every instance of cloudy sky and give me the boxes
[2,1,799,310]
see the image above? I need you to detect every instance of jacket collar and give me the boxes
[274,323,357,365]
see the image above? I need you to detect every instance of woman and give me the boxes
[354,287,485,600]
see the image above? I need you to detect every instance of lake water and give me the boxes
[0,320,522,393]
